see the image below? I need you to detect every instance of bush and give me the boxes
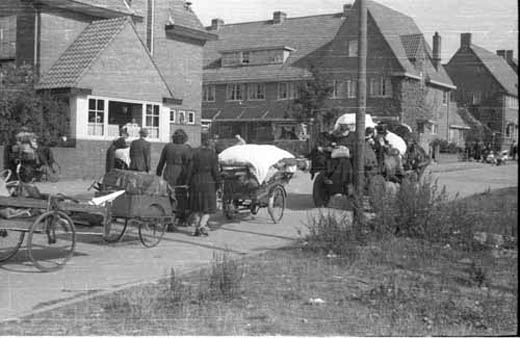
[368,175,482,251]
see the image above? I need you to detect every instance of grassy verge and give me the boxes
[1,187,517,336]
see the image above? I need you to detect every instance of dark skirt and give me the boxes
[189,172,217,214]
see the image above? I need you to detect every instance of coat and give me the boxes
[106,137,129,173]
[129,138,151,172]
[156,143,192,187]
[187,146,219,214]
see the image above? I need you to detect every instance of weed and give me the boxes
[303,209,360,260]
[206,250,245,301]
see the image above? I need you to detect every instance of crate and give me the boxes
[110,194,173,218]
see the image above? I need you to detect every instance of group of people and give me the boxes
[105,128,219,237]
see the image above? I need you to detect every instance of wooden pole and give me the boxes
[354,0,367,224]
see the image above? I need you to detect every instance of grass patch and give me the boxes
[0,187,517,336]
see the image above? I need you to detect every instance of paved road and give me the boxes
[0,163,517,322]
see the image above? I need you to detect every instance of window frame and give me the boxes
[187,111,195,125]
[144,104,160,139]
[202,84,215,102]
[347,39,358,57]
[226,83,245,101]
[178,110,186,125]
[87,98,105,136]
[169,109,176,123]
[247,83,266,101]
[346,79,356,98]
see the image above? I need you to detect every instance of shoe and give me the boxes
[199,227,209,236]
[192,229,201,237]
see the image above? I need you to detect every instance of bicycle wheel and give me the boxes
[42,162,61,183]
[267,185,286,224]
[27,211,76,272]
[138,204,167,248]
[0,228,25,262]
[103,218,129,243]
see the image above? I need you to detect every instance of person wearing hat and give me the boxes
[129,128,151,173]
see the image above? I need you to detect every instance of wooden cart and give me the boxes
[220,167,293,224]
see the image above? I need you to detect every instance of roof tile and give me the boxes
[471,44,518,96]
[37,17,128,89]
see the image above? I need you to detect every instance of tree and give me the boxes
[288,65,334,126]
[0,64,69,146]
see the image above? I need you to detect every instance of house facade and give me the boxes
[202,0,463,152]
[445,33,518,151]
[0,0,214,177]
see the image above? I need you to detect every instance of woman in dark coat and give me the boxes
[187,133,219,236]
[156,129,192,226]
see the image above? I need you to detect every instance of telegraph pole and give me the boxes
[354,0,367,224]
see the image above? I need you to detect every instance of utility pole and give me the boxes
[354,0,367,225]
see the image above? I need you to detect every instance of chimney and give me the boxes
[210,18,224,31]
[273,11,287,24]
[432,32,441,69]
[497,49,506,58]
[343,3,353,16]
[461,33,472,49]
[505,50,513,62]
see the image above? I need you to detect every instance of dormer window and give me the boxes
[220,46,295,67]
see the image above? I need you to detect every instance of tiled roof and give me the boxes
[37,17,128,89]
[400,34,423,60]
[203,101,293,121]
[36,0,135,16]
[366,0,454,88]
[471,44,518,96]
[168,0,206,32]
[203,13,345,83]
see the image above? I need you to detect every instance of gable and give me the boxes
[78,22,173,102]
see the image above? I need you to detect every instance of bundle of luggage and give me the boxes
[101,170,169,196]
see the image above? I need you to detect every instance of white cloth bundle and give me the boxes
[219,144,295,184]
[334,113,377,131]
[115,148,130,166]
[385,131,407,156]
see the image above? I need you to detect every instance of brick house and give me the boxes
[445,33,519,151]
[202,0,464,151]
[0,0,215,177]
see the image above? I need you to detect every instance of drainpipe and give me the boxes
[33,4,42,77]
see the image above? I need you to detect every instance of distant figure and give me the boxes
[510,141,517,161]
[129,128,151,173]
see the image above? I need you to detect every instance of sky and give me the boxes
[190,0,519,63]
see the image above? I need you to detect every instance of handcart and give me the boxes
[0,170,175,272]
[220,167,293,224]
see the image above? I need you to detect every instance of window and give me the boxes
[169,109,176,123]
[226,84,245,101]
[145,104,160,138]
[346,79,357,98]
[178,110,186,124]
[0,15,16,59]
[471,91,481,104]
[330,80,346,99]
[187,111,195,125]
[278,82,289,99]
[507,96,518,108]
[241,51,250,64]
[203,84,215,102]
[369,78,392,97]
[247,83,265,100]
[88,98,105,136]
[431,124,438,135]
[347,40,358,57]
[442,91,449,105]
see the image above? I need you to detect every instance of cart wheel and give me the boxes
[0,229,25,262]
[27,211,76,272]
[268,185,286,224]
[223,199,237,220]
[138,204,167,248]
[103,218,129,243]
